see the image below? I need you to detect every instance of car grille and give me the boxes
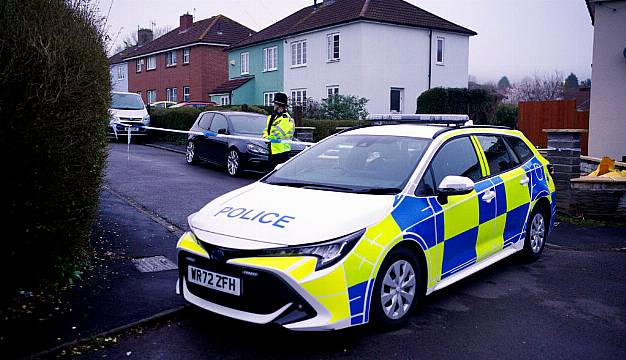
[179,251,316,320]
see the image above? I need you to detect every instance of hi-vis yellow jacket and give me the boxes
[263,112,295,155]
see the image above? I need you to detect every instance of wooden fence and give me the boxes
[517,100,589,155]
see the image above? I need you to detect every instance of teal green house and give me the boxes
[210,40,283,106]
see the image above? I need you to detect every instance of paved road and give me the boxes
[96,143,626,360]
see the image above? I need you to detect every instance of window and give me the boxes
[183,86,190,102]
[198,113,214,130]
[263,46,278,71]
[327,33,340,61]
[117,65,125,80]
[183,48,190,64]
[240,52,249,75]
[327,86,339,99]
[166,87,177,102]
[430,137,482,188]
[291,40,307,66]
[415,168,437,196]
[166,50,177,67]
[290,89,307,105]
[476,135,520,175]
[264,92,276,106]
[436,36,445,64]
[220,95,230,106]
[147,56,156,70]
[504,136,534,163]
[209,113,228,133]
[147,90,157,104]
[136,59,143,73]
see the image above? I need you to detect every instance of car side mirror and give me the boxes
[438,176,474,195]
[218,128,228,135]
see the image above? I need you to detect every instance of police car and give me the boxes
[176,114,556,330]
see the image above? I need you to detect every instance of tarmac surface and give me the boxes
[14,143,626,359]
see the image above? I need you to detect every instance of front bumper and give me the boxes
[176,232,374,331]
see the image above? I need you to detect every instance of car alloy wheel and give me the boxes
[186,141,197,164]
[381,260,417,320]
[529,212,545,254]
[227,149,240,176]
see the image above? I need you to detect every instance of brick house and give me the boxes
[122,14,255,104]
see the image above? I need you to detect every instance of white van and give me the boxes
[108,92,150,139]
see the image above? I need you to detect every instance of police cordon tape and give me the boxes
[113,122,316,147]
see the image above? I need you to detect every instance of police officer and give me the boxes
[263,92,295,169]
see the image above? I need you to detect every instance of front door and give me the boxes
[390,88,404,113]
[206,113,230,164]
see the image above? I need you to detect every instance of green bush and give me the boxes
[0,0,111,293]
[494,103,518,128]
[416,87,501,124]
[301,119,363,142]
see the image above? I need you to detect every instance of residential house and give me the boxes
[122,14,254,105]
[214,0,476,114]
[586,0,626,161]
[108,29,153,93]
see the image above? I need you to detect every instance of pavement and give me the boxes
[7,143,626,359]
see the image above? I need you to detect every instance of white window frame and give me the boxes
[136,59,143,73]
[436,36,445,65]
[147,56,156,70]
[220,95,230,106]
[147,90,156,104]
[263,46,278,72]
[290,89,307,105]
[183,48,190,64]
[166,50,177,67]
[117,65,125,80]
[327,33,340,62]
[166,87,178,102]
[263,92,277,106]
[183,86,190,102]
[240,52,249,75]
[326,85,339,99]
[290,40,307,67]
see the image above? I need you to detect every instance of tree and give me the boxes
[505,72,564,103]
[580,78,591,87]
[564,72,579,90]
[497,76,511,90]
[113,25,171,53]
[320,95,369,120]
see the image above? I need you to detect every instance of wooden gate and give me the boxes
[517,100,589,155]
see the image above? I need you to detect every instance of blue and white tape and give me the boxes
[113,122,315,147]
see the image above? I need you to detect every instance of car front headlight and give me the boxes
[247,143,269,155]
[142,114,150,125]
[259,229,365,270]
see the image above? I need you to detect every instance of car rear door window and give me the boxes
[198,113,214,130]
[430,136,482,187]
[504,136,534,163]
[209,114,228,133]
[476,135,520,175]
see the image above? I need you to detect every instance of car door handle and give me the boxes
[481,190,496,203]
[520,177,530,185]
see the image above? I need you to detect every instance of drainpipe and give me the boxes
[428,29,432,89]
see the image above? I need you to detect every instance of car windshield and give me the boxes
[263,134,431,194]
[229,114,267,135]
[111,93,145,110]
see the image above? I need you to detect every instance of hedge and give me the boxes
[301,119,362,142]
[0,0,111,293]
[416,87,501,125]
[494,103,518,128]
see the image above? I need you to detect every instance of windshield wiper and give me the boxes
[267,181,357,192]
[356,187,403,195]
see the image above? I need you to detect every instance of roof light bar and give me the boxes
[366,114,470,123]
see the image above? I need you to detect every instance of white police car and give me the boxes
[176,114,556,330]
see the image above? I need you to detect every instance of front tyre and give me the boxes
[520,206,548,262]
[370,247,422,329]
[186,141,198,165]
[227,149,242,177]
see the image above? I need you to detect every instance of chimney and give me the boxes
[180,13,193,31]
[137,28,153,46]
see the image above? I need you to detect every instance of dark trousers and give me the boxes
[269,152,290,170]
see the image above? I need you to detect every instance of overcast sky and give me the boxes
[98,0,594,83]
